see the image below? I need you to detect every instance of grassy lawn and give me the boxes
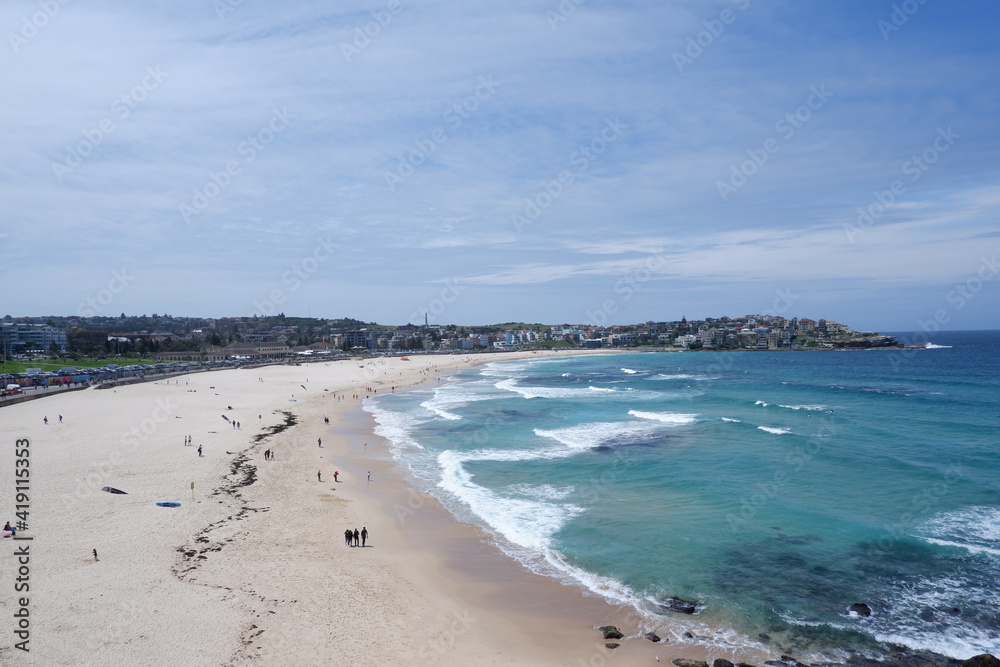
[0,357,157,374]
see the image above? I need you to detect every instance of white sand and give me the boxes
[3,350,706,666]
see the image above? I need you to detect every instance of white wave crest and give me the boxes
[758,426,791,434]
[437,449,582,551]
[628,410,698,425]
[535,421,663,449]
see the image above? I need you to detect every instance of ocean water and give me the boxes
[364,331,1000,660]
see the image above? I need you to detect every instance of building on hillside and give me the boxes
[223,342,290,359]
[0,323,68,352]
[155,346,228,362]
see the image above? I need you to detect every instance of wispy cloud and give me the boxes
[1,1,998,329]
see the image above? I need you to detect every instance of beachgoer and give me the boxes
[59,415,63,423]
[43,416,47,424]
[318,438,322,447]
[333,471,339,482]
[198,445,202,457]
[360,527,368,547]
[317,470,322,482]
[93,549,98,562]
[353,528,360,547]
[367,471,371,482]
[345,529,353,546]
[2,522,11,532]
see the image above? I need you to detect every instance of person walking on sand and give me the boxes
[367,471,371,482]
[353,528,360,547]
[360,527,368,547]
[333,471,339,482]
[345,529,353,546]
[93,549,98,562]
[318,437,322,447]
[198,445,202,457]
[317,470,322,482]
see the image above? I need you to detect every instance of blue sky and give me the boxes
[1,0,998,330]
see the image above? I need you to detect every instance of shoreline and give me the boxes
[329,350,766,665]
[1,349,978,665]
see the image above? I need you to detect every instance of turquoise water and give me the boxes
[365,332,1000,659]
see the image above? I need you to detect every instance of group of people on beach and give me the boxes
[344,527,368,547]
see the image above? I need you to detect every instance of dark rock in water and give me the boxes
[849,602,873,617]
[644,632,661,643]
[604,642,620,650]
[764,661,789,667]
[672,660,709,667]
[598,625,623,640]
[898,651,961,667]
[963,656,1000,667]
[758,633,771,641]
[684,631,695,639]
[660,596,699,614]
[714,659,736,667]
[945,607,961,615]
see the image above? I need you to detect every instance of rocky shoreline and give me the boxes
[670,652,999,667]
[595,621,998,667]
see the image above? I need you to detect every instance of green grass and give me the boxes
[0,357,157,374]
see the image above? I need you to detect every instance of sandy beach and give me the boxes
[0,350,726,666]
